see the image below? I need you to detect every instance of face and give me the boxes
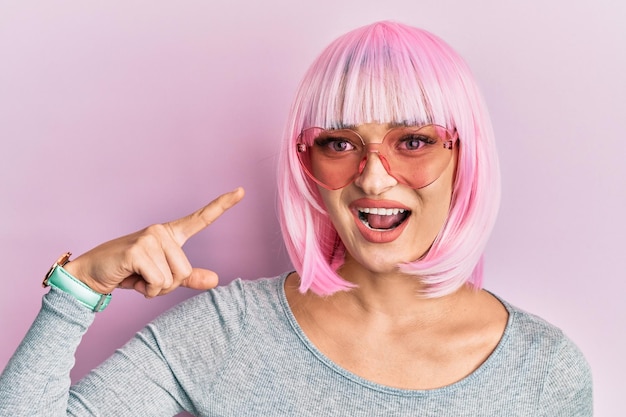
[317,122,457,275]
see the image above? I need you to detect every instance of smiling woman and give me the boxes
[0,21,592,416]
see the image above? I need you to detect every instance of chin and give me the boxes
[344,246,424,275]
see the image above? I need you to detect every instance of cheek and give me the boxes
[318,189,345,223]
[317,189,360,251]
[415,162,456,232]
[317,188,333,212]
[430,147,457,208]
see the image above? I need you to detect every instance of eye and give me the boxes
[397,134,436,151]
[315,136,357,153]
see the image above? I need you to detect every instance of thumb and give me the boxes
[181,268,219,290]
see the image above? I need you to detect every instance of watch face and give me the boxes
[42,265,56,287]
[42,252,71,287]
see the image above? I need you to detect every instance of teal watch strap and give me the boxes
[43,253,112,312]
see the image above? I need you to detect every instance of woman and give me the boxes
[0,21,592,416]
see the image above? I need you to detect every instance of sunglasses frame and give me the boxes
[296,124,458,190]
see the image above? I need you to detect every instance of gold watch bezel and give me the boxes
[42,252,72,287]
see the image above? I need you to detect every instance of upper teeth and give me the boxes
[358,208,406,215]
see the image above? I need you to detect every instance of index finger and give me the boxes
[167,187,245,246]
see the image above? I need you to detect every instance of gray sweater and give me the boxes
[0,274,592,416]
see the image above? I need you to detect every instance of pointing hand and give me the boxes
[63,187,245,298]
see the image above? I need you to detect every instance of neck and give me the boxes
[332,257,473,325]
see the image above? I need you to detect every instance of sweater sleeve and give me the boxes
[0,280,248,417]
[537,335,593,417]
[0,288,95,415]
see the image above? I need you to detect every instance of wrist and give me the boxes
[63,256,114,295]
[43,253,112,312]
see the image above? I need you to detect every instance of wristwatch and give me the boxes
[42,252,112,312]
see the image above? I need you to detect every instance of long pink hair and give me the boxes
[277,21,500,297]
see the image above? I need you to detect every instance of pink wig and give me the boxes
[277,21,500,297]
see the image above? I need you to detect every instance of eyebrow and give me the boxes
[334,121,414,130]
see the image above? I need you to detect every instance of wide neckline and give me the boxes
[276,272,514,397]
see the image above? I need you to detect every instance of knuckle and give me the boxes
[192,210,213,227]
[135,231,160,249]
[145,223,167,237]
[177,264,193,279]
[145,278,164,297]
[126,243,145,259]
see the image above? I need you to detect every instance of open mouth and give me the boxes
[357,207,411,231]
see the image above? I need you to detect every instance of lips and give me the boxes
[350,199,411,243]
[357,207,409,230]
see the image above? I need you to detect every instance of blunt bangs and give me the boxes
[278,21,500,297]
[302,23,451,130]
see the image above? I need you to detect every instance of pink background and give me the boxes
[1,1,624,415]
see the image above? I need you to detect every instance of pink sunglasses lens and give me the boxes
[296,125,456,190]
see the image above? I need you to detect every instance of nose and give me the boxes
[353,151,398,195]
